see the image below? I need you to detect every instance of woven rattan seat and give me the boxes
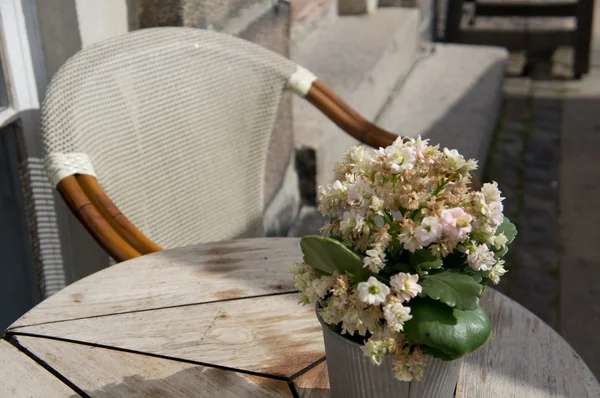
[42,27,397,261]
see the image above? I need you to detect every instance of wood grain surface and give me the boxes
[12,294,324,378]
[9,238,301,329]
[14,335,292,398]
[456,290,600,398]
[6,238,600,397]
[0,339,77,397]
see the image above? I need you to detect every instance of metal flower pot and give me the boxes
[317,311,463,398]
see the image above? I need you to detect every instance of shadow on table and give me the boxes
[69,365,294,397]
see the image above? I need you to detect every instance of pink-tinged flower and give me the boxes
[398,231,422,253]
[441,207,472,240]
[415,137,434,164]
[414,216,442,246]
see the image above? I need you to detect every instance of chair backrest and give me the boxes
[41,28,297,249]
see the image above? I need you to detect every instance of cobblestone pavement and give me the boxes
[485,56,564,328]
[485,48,600,377]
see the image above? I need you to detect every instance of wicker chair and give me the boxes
[41,27,399,263]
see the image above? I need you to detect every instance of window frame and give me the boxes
[0,0,40,129]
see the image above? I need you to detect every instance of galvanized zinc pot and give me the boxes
[317,311,463,398]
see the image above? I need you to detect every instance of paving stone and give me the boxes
[485,55,562,333]
[514,245,558,270]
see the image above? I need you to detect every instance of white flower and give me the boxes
[394,362,413,382]
[482,182,504,204]
[493,233,508,250]
[369,195,384,215]
[340,304,381,336]
[488,259,507,284]
[393,346,428,382]
[357,276,390,305]
[383,146,416,174]
[347,146,374,175]
[311,276,334,299]
[414,137,433,164]
[383,303,412,332]
[487,201,504,227]
[443,148,467,169]
[347,178,372,209]
[290,262,320,304]
[363,248,386,273]
[398,231,422,253]
[441,207,473,240]
[318,301,342,325]
[390,273,422,302]
[339,210,365,235]
[318,180,347,217]
[361,338,389,366]
[347,146,369,164]
[467,244,496,271]
[414,216,442,246]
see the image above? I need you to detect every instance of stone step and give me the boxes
[291,0,338,53]
[292,8,422,187]
[376,43,508,176]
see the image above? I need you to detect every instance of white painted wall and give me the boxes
[74,0,130,47]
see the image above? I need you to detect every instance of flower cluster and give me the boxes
[291,136,516,381]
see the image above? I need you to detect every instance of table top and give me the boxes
[3,238,599,397]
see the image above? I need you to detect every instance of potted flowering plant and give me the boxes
[290,137,516,398]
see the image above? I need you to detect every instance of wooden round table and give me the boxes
[3,238,599,397]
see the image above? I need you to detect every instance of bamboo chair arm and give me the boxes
[57,175,143,262]
[305,80,398,149]
[76,175,162,255]
[304,80,482,190]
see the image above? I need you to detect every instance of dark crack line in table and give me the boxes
[7,331,296,383]
[288,379,301,398]
[6,336,91,398]
[289,356,326,381]
[8,290,299,331]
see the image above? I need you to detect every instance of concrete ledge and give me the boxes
[377,43,508,176]
[293,8,421,187]
[338,0,377,15]
[291,0,338,53]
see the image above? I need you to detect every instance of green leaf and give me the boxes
[464,268,490,284]
[421,346,455,361]
[384,262,414,275]
[404,299,492,360]
[300,236,374,281]
[410,250,443,272]
[496,217,517,244]
[419,270,483,310]
[416,259,443,273]
[494,246,508,258]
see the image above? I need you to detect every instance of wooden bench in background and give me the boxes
[444,0,595,78]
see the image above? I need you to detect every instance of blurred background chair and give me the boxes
[41,27,397,262]
[443,0,595,78]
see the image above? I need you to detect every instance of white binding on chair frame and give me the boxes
[45,152,97,188]
[287,65,317,97]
